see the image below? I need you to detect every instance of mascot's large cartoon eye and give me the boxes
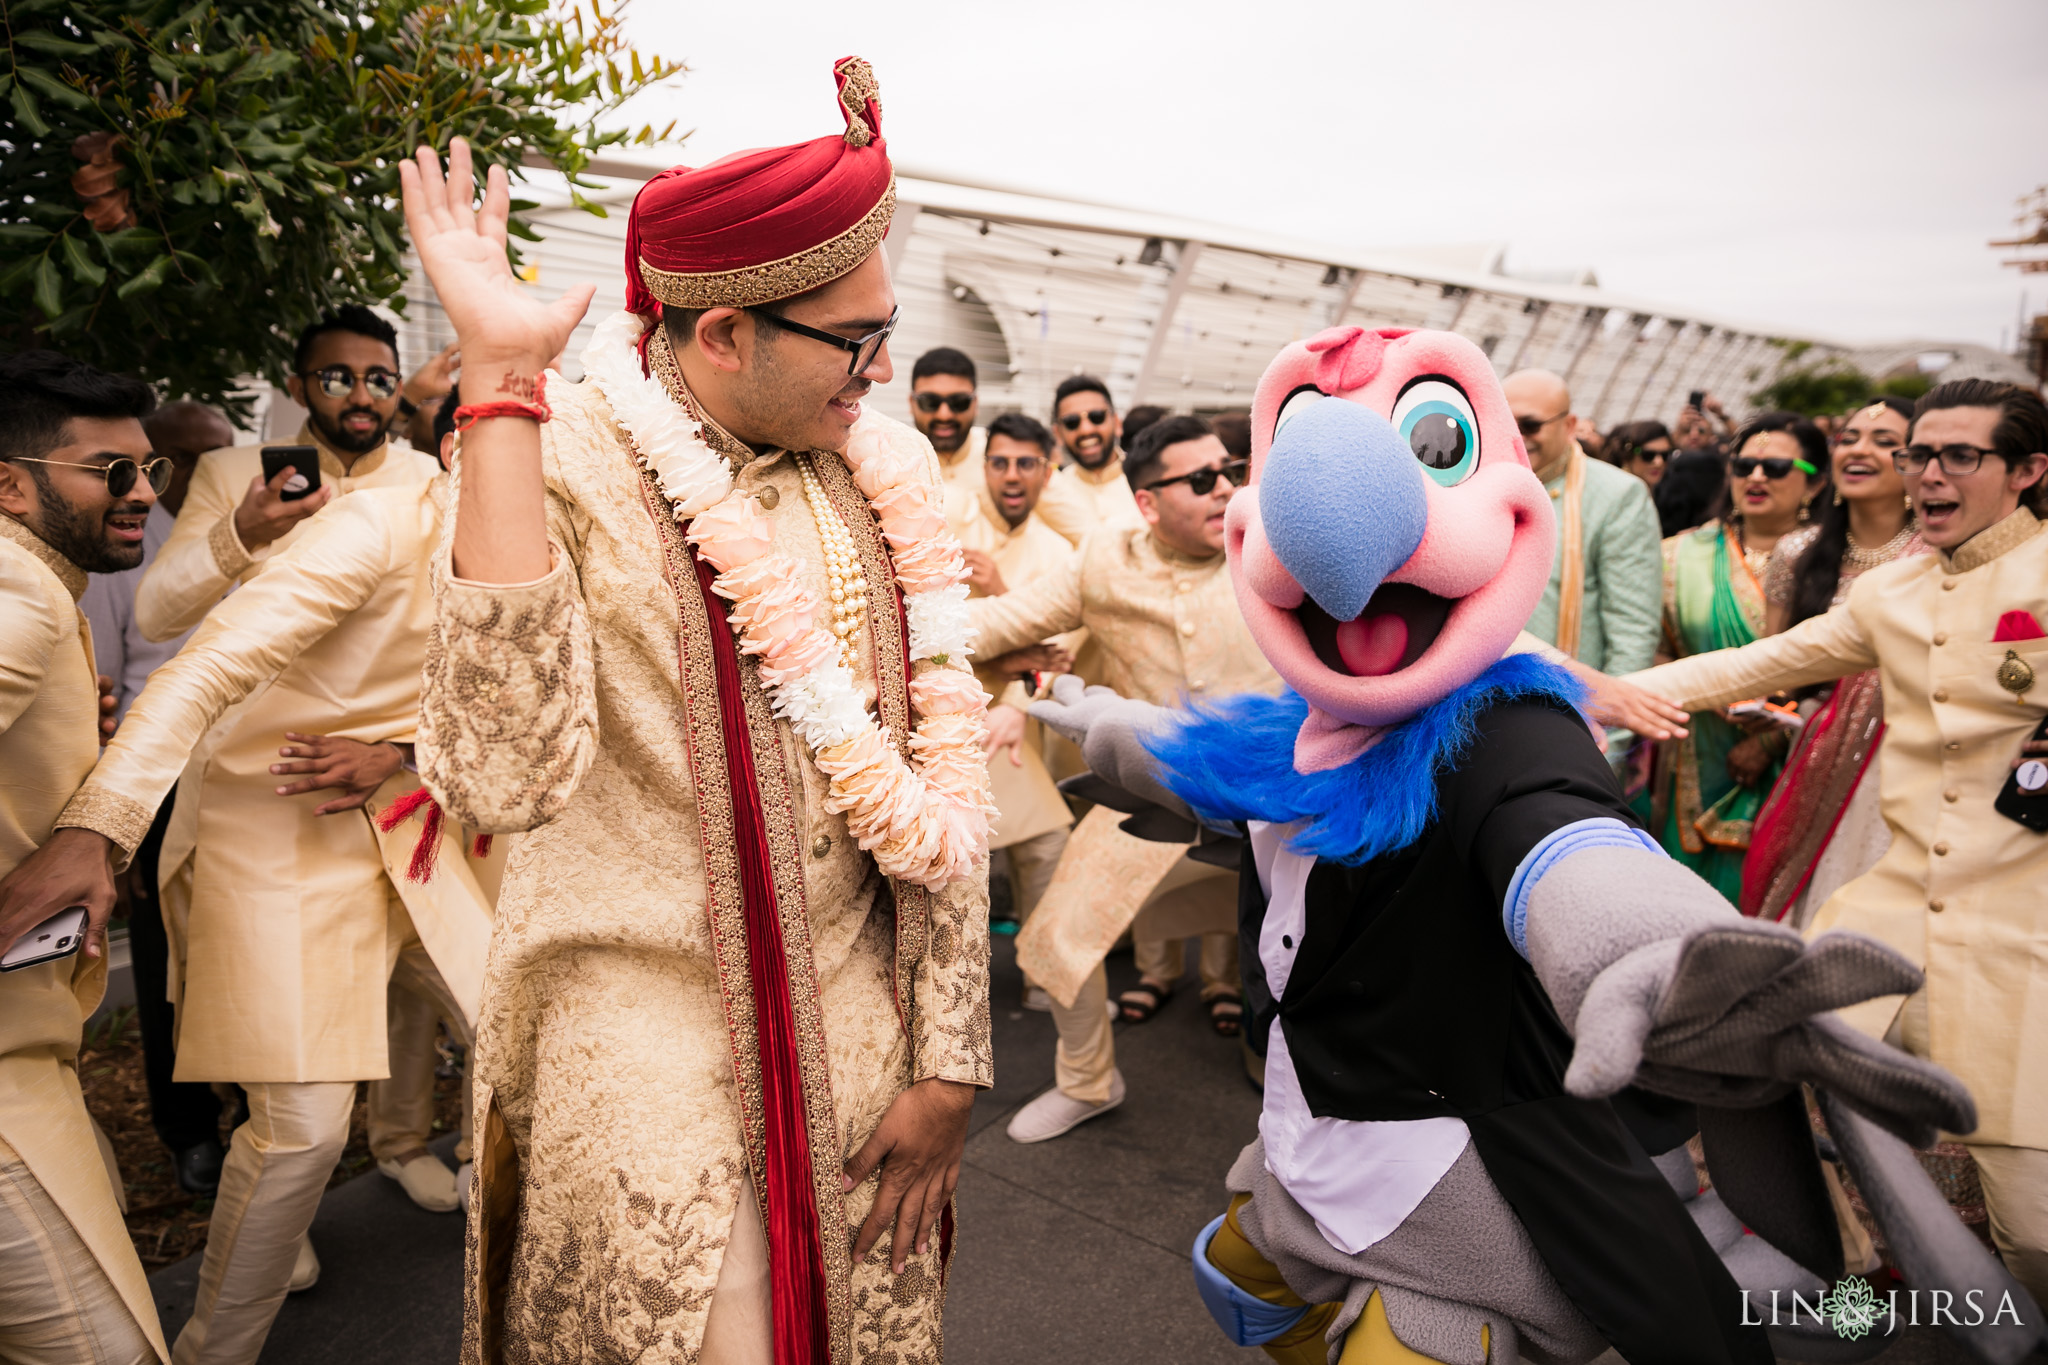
[1274,384,1324,440]
[1391,380,1479,487]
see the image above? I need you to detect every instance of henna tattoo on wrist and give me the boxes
[497,370,540,400]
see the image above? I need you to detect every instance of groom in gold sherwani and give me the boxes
[401,58,992,1365]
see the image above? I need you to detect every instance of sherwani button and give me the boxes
[1180,621,1195,637]
[1946,742,1961,752]
[1930,900,1946,913]
[1933,842,1950,856]
[1933,689,1949,703]
[758,485,780,510]
[812,834,831,857]
[1933,633,1948,645]
[1942,579,1957,590]
[1945,789,1960,803]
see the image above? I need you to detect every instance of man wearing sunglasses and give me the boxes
[969,414,1277,1142]
[1502,370,1662,766]
[1630,379,2048,1304]
[9,382,500,1365]
[1048,375,1145,541]
[0,349,170,1364]
[134,305,439,645]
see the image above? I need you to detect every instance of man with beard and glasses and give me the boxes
[79,399,237,1202]
[915,346,1098,548]
[0,350,169,1364]
[134,304,437,643]
[1049,375,1145,538]
[6,380,498,1365]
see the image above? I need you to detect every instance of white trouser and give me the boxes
[366,957,474,1165]
[0,1135,157,1365]
[174,937,464,1365]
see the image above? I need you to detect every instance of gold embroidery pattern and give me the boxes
[732,644,859,1362]
[0,514,87,598]
[206,511,252,581]
[847,1227,946,1365]
[420,446,597,834]
[53,784,156,857]
[639,466,771,1193]
[636,183,896,310]
[500,1165,728,1365]
[813,453,928,1036]
[835,56,880,147]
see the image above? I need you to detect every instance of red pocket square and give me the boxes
[1993,610,2047,643]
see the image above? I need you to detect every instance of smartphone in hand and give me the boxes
[0,907,90,972]
[1995,716,2048,833]
[261,445,322,501]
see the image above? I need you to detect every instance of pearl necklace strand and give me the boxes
[798,455,870,668]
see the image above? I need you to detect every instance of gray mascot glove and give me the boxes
[1026,674,1193,821]
[1527,846,1975,1148]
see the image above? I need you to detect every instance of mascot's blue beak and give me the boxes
[1258,399,1429,621]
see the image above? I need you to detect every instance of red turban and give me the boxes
[624,56,894,316]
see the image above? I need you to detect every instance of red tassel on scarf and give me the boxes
[375,786,444,883]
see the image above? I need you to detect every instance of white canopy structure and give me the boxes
[380,155,2030,440]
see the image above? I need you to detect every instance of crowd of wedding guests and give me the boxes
[3,309,2046,1361]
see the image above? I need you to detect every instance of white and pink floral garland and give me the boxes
[583,311,993,889]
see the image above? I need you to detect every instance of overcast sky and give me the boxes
[612,0,2044,350]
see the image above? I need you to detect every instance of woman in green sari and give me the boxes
[1649,412,1826,902]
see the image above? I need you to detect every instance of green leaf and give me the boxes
[61,234,108,287]
[567,187,608,219]
[0,224,55,246]
[116,253,172,299]
[33,256,64,316]
[10,81,52,136]
[17,31,99,57]
[0,256,42,294]
[18,66,94,110]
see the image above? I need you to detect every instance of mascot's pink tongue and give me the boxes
[1335,612,1408,677]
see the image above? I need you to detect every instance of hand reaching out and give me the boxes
[399,139,594,379]
[983,704,1027,767]
[961,549,1007,597]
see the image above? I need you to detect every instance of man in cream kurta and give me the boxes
[39,470,494,1365]
[969,416,1279,1141]
[1634,492,2048,1298]
[957,415,1082,976]
[0,353,167,1364]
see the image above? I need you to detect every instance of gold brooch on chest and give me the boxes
[1997,649,2036,698]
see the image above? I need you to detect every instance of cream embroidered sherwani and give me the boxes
[0,516,167,1363]
[418,369,991,1364]
[134,427,437,643]
[939,426,1108,549]
[1631,509,2048,1148]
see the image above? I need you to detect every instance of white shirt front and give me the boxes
[1251,820,1471,1255]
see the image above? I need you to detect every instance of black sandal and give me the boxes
[1118,981,1172,1023]
[1208,992,1244,1037]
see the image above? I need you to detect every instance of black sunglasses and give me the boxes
[1515,409,1568,438]
[1895,443,1995,477]
[747,305,898,378]
[302,365,401,401]
[914,392,974,415]
[12,455,175,498]
[1626,447,1670,465]
[1058,409,1111,430]
[1144,460,1249,496]
[1730,455,1814,480]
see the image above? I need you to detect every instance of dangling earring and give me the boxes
[1833,486,1845,506]
[1799,499,1813,523]
[1905,491,1915,518]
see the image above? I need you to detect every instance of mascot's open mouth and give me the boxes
[1299,584,1454,678]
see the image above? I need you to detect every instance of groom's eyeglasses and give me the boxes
[746,305,899,379]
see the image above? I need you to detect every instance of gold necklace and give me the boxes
[797,456,869,668]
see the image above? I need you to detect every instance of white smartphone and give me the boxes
[0,907,90,972]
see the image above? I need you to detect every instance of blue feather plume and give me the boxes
[1144,654,1586,865]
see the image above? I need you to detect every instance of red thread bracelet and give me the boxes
[453,372,551,431]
